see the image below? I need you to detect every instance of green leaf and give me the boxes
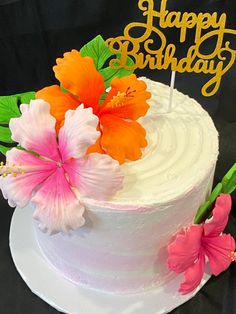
[100,55,134,89]
[194,183,223,224]
[0,144,11,155]
[17,91,35,104]
[0,91,35,124]
[194,163,236,224]
[0,126,14,143]
[208,183,223,204]
[60,85,69,94]
[80,35,134,89]
[99,91,108,105]
[80,35,113,70]
[222,163,236,194]
[223,171,236,194]
[194,200,211,224]
[0,96,21,124]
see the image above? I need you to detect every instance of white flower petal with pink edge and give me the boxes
[32,167,85,234]
[9,100,60,161]
[0,148,56,208]
[63,153,124,200]
[58,104,100,160]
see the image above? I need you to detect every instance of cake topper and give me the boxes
[106,0,236,98]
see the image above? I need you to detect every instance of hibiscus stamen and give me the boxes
[229,251,236,261]
[109,87,137,109]
[126,86,136,97]
[109,91,127,108]
[0,161,25,177]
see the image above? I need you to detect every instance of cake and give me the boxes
[34,77,219,293]
[0,35,235,311]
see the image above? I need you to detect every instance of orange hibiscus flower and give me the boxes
[36,50,151,164]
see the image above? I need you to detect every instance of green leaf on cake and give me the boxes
[0,126,14,143]
[100,56,135,88]
[60,85,69,94]
[99,91,108,105]
[80,35,113,71]
[0,144,10,155]
[0,96,21,124]
[194,183,222,224]
[17,91,35,104]
[194,163,236,224]
[222,163,236,194]
[194,200,211,225]
[80,35,134,89]
[208,182,223,204]
[0,91,35,123]
[223,171,236,194]
[0,91,35,155]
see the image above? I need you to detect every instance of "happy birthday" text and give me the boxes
[107,0,236,96]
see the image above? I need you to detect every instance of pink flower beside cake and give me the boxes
[168,194,235,294]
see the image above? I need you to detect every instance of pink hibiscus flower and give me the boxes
[167,194,236,294]
[0,100,123,234]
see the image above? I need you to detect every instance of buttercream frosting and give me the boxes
[35,78,219,293]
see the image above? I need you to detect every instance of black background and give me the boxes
[0,0,236,313]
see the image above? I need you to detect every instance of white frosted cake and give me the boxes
[1,37,235,314]
[34,78,219,293]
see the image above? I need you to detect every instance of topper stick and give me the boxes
[168,71,176,113]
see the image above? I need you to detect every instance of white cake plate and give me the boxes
[10,205,211,314]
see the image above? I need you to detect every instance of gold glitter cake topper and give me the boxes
[106,0,236,97]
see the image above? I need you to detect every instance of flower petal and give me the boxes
[36,85,80,131]
[204,194,232,237]
[32,167,85,234]
[99,114,147,164]
[9,99,60,161]
[179,252,205,295]
[99,74,151,120]
[58,104,100,160]
[0,148,56,208]
[86,137,105,155]
[53,50,104,113]
[167,225,203,273]
[203,234,236,276]
[63,153,124,200]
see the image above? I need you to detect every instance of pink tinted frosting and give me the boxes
[34,169,215,293]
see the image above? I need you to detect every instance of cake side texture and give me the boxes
[34,78,219,293]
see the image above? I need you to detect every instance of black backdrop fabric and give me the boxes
[0,0,236,313]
